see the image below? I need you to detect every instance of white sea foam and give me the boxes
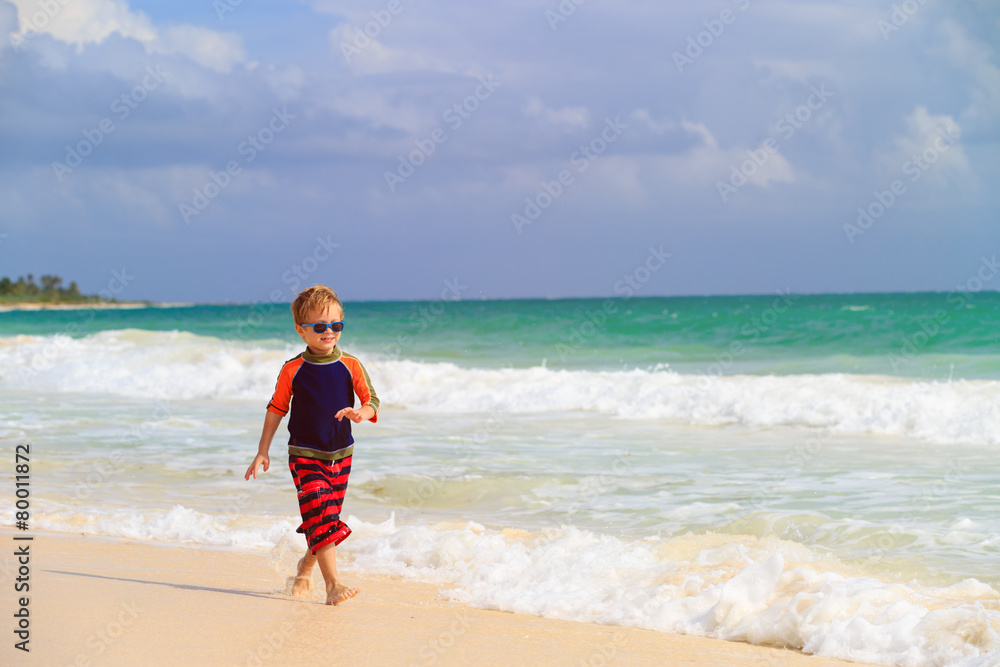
[29,504,303,550]
[4,330,1000,445]
[377,360,1000,445]
[0,330,292,401]
[22,505,1000,667]
[344,516,1000,666]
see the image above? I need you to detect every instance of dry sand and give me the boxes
[5,530,872,667]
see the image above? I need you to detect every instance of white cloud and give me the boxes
[606,119,796,198]
[884,106,970,185]
[753,58,840,86]
[10,0,156,46]
[319,86,430,135]
[680,120,718,150]
[8,0,245,72]
[937,20,1000,134]
[151,25,245,73]
[260,64,306,101]
[630,109,677,136]
[680,121,795,191]
[331,24,455,76]
[522,97,590,129]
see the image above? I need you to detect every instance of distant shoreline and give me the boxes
[0,301,192,313]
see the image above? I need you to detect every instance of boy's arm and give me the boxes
[337,355,379,424]
[245,410,283,480]
[335,404,376,423]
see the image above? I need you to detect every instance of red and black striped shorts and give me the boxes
[288,454,353,554]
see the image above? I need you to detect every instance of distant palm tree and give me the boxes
[1,274,93,302]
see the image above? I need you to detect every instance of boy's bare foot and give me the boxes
[289,557,314,597]
[289,575,313,596]
[325,584,361,605]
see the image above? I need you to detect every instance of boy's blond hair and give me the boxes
[291,285,342,324]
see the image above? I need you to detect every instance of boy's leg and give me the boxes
[290,550,317,597]
[314,543,360,605]
[288,454,357,603]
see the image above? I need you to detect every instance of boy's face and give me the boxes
[295,303,343,356]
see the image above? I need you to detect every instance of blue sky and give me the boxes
[1,0,998,302]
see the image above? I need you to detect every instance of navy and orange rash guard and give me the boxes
[266,346,380,462]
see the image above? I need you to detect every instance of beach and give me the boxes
[6,0,998,661]
[2,298,999,666]
[14,530,869,666]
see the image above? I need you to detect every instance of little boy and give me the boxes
[245,285,379,605]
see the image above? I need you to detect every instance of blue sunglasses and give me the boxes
[300,321,345,333]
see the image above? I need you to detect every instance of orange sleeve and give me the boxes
[266,357,302,416]
[344,356,380,423]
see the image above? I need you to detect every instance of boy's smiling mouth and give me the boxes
[314,332,339,350]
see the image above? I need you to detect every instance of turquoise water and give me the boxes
[3,291,998,376]
[2,293,999,665]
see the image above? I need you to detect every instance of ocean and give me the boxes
[1,293,998,666]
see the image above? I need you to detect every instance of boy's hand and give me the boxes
[335,406,368,423]
[245,453,270,480]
